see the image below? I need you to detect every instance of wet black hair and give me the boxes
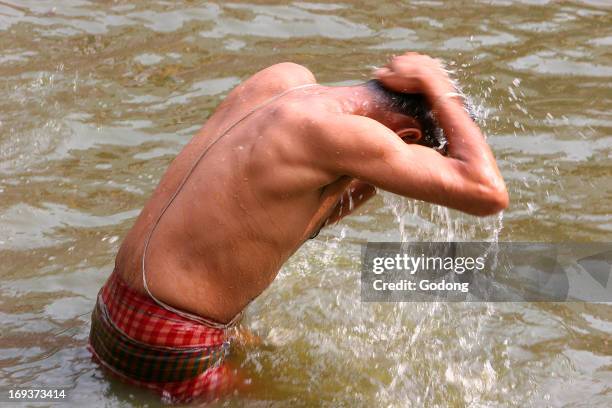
[364,79,445,151]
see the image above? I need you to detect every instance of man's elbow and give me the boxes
[452,162,509,217]
[485,188,509,215]
[472,184,509,216]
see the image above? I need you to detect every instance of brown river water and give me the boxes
[1,1,611,407]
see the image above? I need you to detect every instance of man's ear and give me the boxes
[397,128,422,143]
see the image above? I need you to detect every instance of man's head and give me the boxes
[362,80,445,151]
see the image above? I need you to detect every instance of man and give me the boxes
[88,53,508,402]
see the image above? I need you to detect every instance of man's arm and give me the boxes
[375,53,505,175]
[313,54,508,217]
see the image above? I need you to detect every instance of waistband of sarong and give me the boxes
[100,272,227,347]
[89,290,229,383]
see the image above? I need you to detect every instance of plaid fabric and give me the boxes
[88,272,234,402]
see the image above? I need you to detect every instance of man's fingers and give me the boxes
[390,56,413,74]
[374,67,392,77]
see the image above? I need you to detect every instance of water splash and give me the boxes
[372,67,510,405]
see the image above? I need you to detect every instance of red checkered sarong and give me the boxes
[88,272,235,403]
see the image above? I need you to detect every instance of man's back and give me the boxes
[115,63,350,323]
[111,53,508,326]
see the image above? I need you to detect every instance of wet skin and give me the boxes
[115,54,508,324]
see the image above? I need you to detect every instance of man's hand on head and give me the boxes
[373,52,455,104]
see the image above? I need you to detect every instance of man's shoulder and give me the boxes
[219,63,316,116]
[255,62,316,84]
[306,112,390,143]
[277,111,392,170]
[240,62,316,97]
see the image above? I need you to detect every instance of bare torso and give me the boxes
[116,63,353,323]
[114,54,509,325]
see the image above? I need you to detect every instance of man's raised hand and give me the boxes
[374,52,455,102]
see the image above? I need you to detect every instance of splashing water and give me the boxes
[364,73,509,405]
